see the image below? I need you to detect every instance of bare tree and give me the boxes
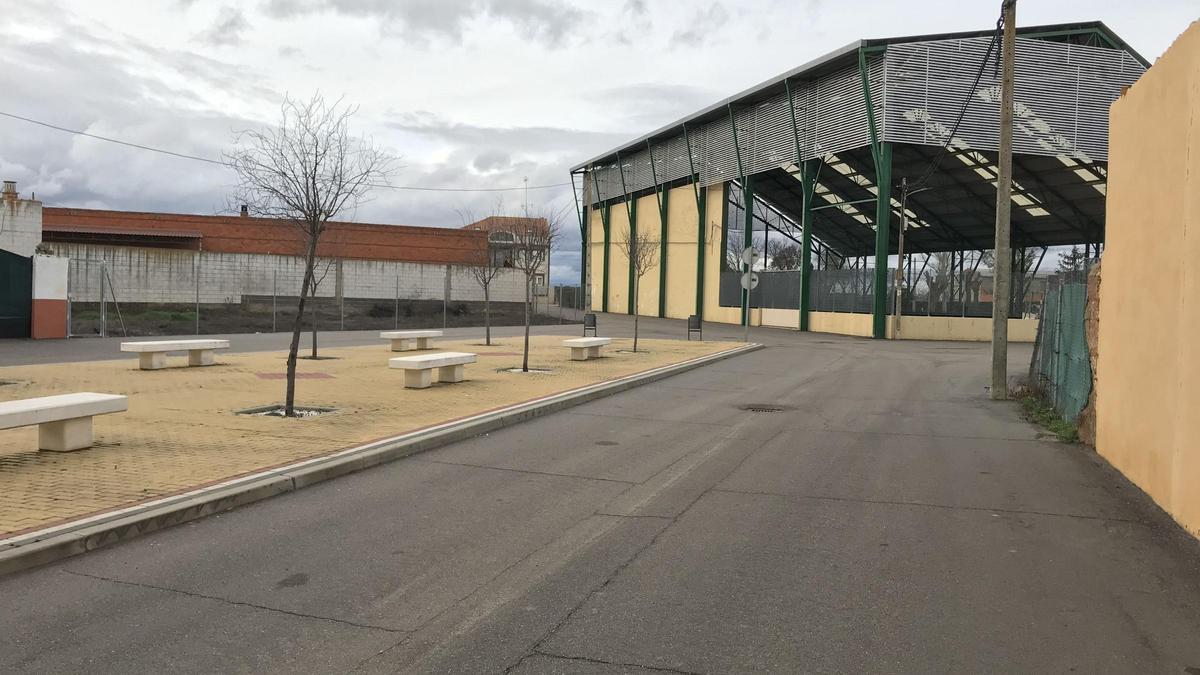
[499,211,560,372]
[227,93,395,416]
[460,213,507,346]
[614,228,659,353]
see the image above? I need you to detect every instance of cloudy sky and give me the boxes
[1,1,1195,283]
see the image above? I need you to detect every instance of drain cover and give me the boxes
[741,404,786,413]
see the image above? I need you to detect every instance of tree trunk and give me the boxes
[484,284,491,346]
[632,277,640,353]
[287,237,320,417]
[522,276,531,372]
[310,306,318,359]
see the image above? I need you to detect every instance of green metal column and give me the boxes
[872,142,892,338]
[859,46,891,339]
[799,159,817,331]
[601,204,611,313]
[684,124,707,320]
[570,170,587,310]
[627,202,638,315]
[657,188,669,317]
[616,153,636,316]
[741,179,754,327]
[727,103,751,328]
[646,140,669,318]
[695,185,707,318]
[592,170,611,313]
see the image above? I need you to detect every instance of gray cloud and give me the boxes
[194,6,250,47]
[670,2,729,48]
[590,82,721,129]
[472,149,511,173]
[262,0,585,47]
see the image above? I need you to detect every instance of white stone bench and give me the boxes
[380,330,443,352]
[0,392,128,452]
[389,352,477,389]
[563,337,612,361]
[120,339,230,370]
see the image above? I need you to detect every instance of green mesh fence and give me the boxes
[1030,282,1092,422]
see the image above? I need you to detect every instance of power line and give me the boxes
[0,109,571,193]
[909,6,1006,190]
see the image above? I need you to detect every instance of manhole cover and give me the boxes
[740,404,788,413]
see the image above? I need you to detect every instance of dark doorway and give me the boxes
[0,249,33,338]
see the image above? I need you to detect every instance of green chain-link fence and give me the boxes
[1030,281,1092,422]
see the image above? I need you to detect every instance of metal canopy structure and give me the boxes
[571,21,1146,258]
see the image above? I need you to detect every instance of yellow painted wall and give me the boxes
[762,308,799,329]
[634,194,661,318]
[607,201,631,314]
[892,316,1038,342]
[664,185,700,319]
[1096,22,1200,538]
[587,207,605,311]
[809,311,874,337]
[702,184,750,325]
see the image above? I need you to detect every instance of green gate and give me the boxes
[0,249,33,338]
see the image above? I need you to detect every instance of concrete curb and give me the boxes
[0,342,763,577]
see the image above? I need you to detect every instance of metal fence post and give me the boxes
[394,276,399,329]
[99,260,107,338]
[194,249,201,335]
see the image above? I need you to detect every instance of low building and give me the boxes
[0,182,546,338]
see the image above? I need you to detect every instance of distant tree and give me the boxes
[766,240,803,271]
[615,227,659,353]
[500,211,560,372]
[1057,246,1088,283]
[462,216,505,346]
[227,93,395,416]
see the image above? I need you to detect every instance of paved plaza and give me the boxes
[0,332,736,537]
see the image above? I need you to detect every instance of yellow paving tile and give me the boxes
[0,335,738,536]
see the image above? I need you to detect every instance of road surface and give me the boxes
[3,315,1200,673]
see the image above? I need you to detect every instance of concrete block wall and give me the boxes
[0,198,43,257]
[45,243,528,305]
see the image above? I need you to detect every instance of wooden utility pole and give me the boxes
[991,0,1016,400]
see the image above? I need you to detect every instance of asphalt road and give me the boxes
[3,314,1200,673]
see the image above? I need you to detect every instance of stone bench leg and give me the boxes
[404,368,433,389]
[139,352,167,370]
[188,349,214,367]
[570,347,588,361]
[392,338,416,352]
[437,364,465,383]
[39,417,94,452]
[588,346,602,359]
[417,337,431,350]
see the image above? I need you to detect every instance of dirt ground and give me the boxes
[68,298,577,337]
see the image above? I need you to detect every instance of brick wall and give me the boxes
[42,207,488,265]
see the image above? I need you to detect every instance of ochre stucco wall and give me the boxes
[588,208,605,311]
[1096,21,1200,538]
[607,203,631,314]
[664,185,700,319]
[893,316,1038,342]
[809,311,874,337]
[702,185,747,325]
[634,194,661,318]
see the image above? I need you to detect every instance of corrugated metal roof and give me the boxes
[570,21,1145,173]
